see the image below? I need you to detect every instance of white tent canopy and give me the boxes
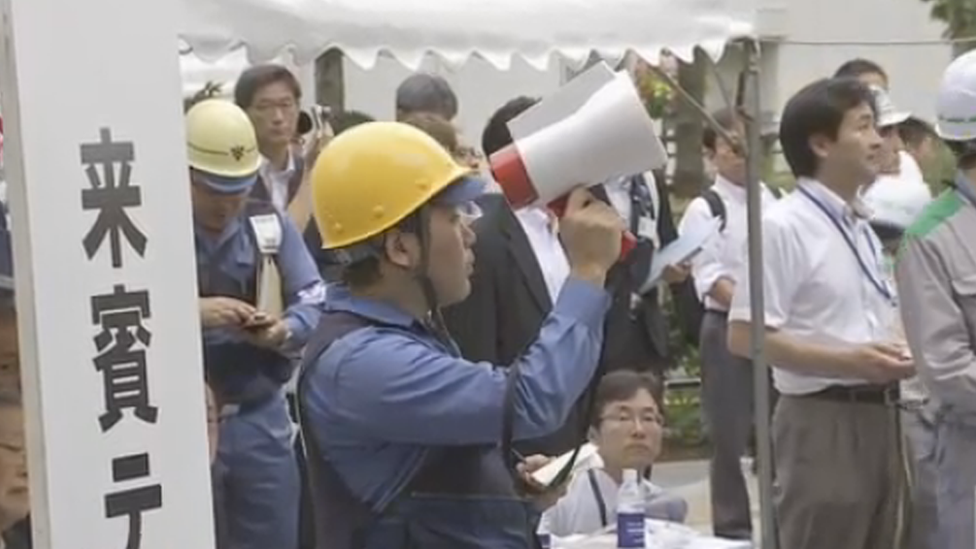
[177,0,757,69]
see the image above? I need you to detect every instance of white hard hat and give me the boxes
[869,86,911,128]
[862,176,932,231]
[936,50,976,141]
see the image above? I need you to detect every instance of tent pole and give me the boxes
[743,37,777,549]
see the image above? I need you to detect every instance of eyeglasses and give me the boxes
[458,201,483,223]
[252,99,298,116]
[601,412,664,428]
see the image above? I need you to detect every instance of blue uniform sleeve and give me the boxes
[276,213,326,349]
[310,278,610,445]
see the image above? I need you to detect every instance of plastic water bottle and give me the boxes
[537,512,552,549]
[617,469,646,548]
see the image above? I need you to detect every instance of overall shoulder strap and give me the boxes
[244,200,284,260]
[299,310,373,389]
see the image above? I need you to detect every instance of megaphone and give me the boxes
[489,66,667,258]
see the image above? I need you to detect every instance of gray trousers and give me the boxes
[700,311,754,539]
[902,404,942,549]
[933,408,976,549]
[774,394,905,549]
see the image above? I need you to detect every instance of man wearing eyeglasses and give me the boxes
[541,370,687,536]
[236,65,306,212]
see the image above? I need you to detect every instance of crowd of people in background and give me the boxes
[0,47,970,549]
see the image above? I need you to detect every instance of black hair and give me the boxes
[898,117,937,149]
[779,77,877,179]
[703,107,744,152]
[337,214,424,290]
[589,370,663,428]
[834,58,888,83]
[395,73,459,121]
[234,64,302,109]
[339,256,383,288]
[481,96,539,158]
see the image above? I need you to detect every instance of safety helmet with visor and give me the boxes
[185,99,262,194]
[936,50,976,143]
[310,121,484,271]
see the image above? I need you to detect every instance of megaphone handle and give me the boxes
[547,196,636,260]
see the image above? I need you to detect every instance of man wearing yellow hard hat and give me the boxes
[186,99,325,549]
[297,121,626,548]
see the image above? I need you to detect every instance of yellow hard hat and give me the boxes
[186,99,261,184]
[311,121,479,250]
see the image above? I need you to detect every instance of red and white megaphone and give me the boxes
[489,62,668,258]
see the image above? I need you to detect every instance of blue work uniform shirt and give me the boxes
[303,277,610,512]
[196,205,326,389]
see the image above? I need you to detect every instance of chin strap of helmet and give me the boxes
[409,204,453,348]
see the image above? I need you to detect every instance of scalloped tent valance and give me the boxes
[176,0,758,70]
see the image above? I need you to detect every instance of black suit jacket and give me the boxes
[442,181,676,457]
[2,516,30,549]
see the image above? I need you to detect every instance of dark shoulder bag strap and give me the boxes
[702,189,727,232]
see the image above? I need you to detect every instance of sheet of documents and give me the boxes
[639,216,722,294]
[531,443,601,486]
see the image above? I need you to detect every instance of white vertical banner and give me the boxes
[0,0,214,547]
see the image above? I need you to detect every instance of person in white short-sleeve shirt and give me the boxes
[726,77,914,549]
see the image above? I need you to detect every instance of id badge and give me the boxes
[637,215,656,241]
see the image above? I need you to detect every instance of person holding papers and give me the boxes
[676,107,779,541]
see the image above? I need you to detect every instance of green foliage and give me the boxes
[660,289,707,449]
[922,0,976,55]
[923,0,976,38]
[183,81,224,113]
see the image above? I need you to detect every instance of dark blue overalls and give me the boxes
[198,199,325,549]
[298,280,611,548]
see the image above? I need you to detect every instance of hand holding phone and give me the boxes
[243,312,275,331]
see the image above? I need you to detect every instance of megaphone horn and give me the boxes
[490,71,667,258]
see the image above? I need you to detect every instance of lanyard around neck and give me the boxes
[797,186,894,304]
[587,469,610,528]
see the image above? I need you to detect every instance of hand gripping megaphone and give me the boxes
[489,63,668,258]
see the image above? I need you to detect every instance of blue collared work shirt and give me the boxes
[303,278,610,511]
[196,207,326,354]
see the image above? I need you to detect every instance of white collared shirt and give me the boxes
[259,151,297,211]
[678,175,777,312]
[728,178,894,395]
[514,206,570,304]
[543,467,681,537]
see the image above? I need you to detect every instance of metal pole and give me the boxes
[743,38,777,549]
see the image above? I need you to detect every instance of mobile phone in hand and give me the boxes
[244,312,274,331]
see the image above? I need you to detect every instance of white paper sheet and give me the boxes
[530,443,601,486]
[640,216,721,293]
